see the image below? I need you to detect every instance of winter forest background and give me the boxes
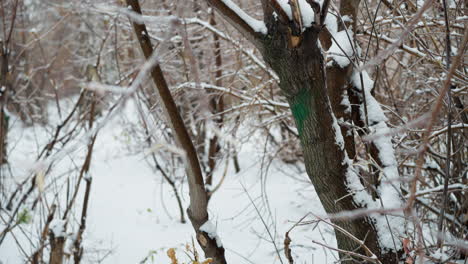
[0,0,466,263]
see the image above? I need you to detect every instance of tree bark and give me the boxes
[324,0,360,159]
[260,23,382,262]
[49,235,65,264]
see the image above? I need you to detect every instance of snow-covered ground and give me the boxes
[0,99,338,263]
[82,139,335,263]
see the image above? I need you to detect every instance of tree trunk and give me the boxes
[261,23,388,262]
[49,235,65,264]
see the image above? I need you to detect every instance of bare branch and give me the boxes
[320,0,331,25]
[407,26,468,210]
[360,0,435,71]
[125,1,227,263]
[288,0,303,35]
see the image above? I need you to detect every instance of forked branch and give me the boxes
[320,0,331,25]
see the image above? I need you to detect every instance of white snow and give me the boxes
[331,114,345,150]
[330,109,377,209]
[220,0,267,34]
[378,34,426,57]
[328,29,354,68]
[0,99,337,263]
[351,70,387,124]
[49,219,66,238]
[408,183,467,197]
[349,69,405,250]
[341,15,352,23]
[341,89,351,114]
[324,13,338,35]
[200,220,223,247]
[275,0,292,20]
[325,69,406,251]
[298,0,315,27]
[275,0,325,28]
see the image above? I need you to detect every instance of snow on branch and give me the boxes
[322,12,356,68]
[271,0,326,28]
[200,220,223,247]
[327,47,405,250]
[351,70,400,187]
[206,0,266,48]
[349,69,405,250]
[330,108,403,251]
[49,219,66,238]
[327,29,355,68]
[176,82,289,110]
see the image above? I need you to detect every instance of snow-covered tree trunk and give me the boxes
[260,11,395,263]
[207,0,403,262]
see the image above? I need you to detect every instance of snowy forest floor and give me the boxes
[0,98,340,264]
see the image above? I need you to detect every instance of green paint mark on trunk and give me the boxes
[290,88,311,135]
